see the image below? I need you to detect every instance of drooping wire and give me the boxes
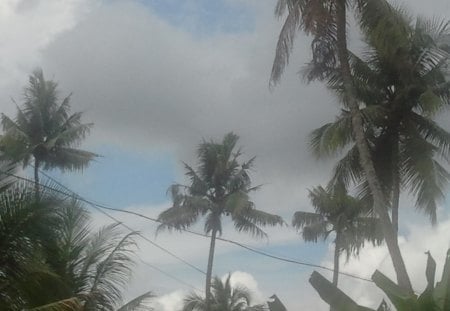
[4,169,374,283]
[1,169,206,280]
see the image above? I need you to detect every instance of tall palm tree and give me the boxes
[157,133,284,308]
[269,0,445,291]
[183,274,266,311]
[0,69,97,197]
[309,13,450,231]
[292,183,383,288]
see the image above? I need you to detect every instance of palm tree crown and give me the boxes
[157,132,284,306]
[183,274,266,311]
[0,170,153,311]
[292,183,383,286]
[309,12,450,227]
[0,69,97,194]
[46,201,153,311]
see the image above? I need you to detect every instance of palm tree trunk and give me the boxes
[392,137,400,234]
[332,238,340,287]
[205,227,218,310]
[335,0,412,293]
[331,236,340,311]
[34,157,40,201]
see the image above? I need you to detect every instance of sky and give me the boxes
[1,0,450,310]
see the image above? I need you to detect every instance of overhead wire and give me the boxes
[1,169,205,294]
[3,169,374,283]
[139,258,203,293]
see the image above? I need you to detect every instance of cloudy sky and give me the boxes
[1,0,450,310]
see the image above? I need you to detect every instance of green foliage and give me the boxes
[293,183,383,260]
[0,69,98,183]
[182,274,267,311]
[0,164,152,310]
[0,171,67,310]
[307,7,450,225]
[310,250,450,311]
[158,132,284,237]
[158,132,283,303]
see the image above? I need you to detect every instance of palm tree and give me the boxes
[38,201,154,311]
[0,69,97,197]
[0,173,61,310]
[309,13,450,232]
[0,160,152,310]
[292,183,383,288]
[269,0,447,291]
[157,133,284,308]
[183,274,266,311]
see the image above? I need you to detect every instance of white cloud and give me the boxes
[150,271,264,311]
[227,271,265,304]
[154,290,187,311]
[315,216,450,310]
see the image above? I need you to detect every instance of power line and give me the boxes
[2,169,206,280]
[139,258,203,293]
[4,169,373,283]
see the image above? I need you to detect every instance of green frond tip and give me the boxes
[27,298,82,311]
[117,291,155,311]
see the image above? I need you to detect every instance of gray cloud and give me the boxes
[1,0,450,309]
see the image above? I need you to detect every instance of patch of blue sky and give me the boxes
[42,144,175,208]
[138,0,254,36]
[215,240,328,269]
[209,242,330,287]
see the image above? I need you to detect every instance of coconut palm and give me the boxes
[157,133,284,307]
[36,201,154,311]
[0,175,61,310]
[183,274,266,311]
[292,183,383,288]
[270,0,449,291]
[0,162,151,310]
[309,13,450,231]
[0,69,97,197]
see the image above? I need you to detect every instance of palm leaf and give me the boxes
[117,291,154,311]
[270,0,302,86]
[27,298,82,311]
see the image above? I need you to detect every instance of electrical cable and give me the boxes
[1,169,206,279]
[3,169,374,283]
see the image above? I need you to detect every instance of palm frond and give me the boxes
[184,163,208,196]
[27,297,82,311]
[156,198,205,233]
[357,0,411,54]
[1,113,29,141]
[78,224,122,291]
[42,148,98,171]
[241,208,285,228]
[410,112,450,160]
[302,221,329,242]
[292,211,326,229]
[270,1,302,87]
[183,293,207,311]
[331,145,363,188]
[309,112,353,158]
[117,291,155,311]
[84,231,137,310]
[401,133,449,224]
